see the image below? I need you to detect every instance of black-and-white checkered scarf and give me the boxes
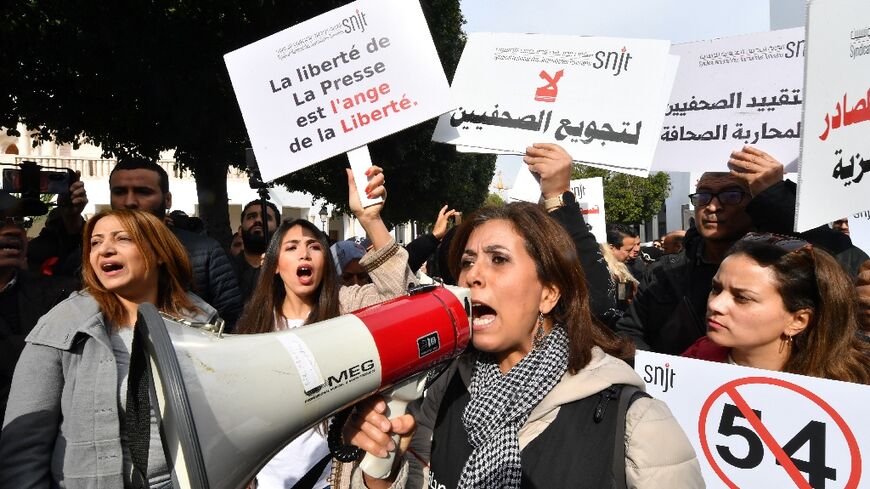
[458,325,569,488]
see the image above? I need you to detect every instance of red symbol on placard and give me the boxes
[534,69,564,103]
[698,377,861,489]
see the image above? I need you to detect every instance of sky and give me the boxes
[456,0,778,191]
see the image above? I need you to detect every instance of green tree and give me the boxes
[0,0,494,245]
[571,165,671,224]
[482,192,505,207]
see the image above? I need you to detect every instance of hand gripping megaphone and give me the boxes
[137,283,471,489]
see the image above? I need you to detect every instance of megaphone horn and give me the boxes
[138,284,472,489]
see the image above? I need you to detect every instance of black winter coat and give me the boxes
[171,228,242,331]
[614,179,868,355]
[0,271,76,427]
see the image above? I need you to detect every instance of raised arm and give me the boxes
[341,167,416,312]
[524,143,617,321]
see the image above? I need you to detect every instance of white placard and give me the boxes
[505,166,540,204]
[847,210,870,256]
[635,351,869,488]
[571,177,606,243]
[796,0,870,232]
[346,145,382,208]
[652,28,806,173]
[224,0,451,183]
[432,33,677,177]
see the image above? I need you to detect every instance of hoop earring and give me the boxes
[533,312,546,349]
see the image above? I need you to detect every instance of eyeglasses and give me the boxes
[688,190,749,207]
[739,232,811,253]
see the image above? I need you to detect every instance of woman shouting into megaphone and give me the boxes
[337,145,705,489]
[236,165,416,489]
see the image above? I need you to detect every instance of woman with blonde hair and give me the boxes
[600,242,639,312]
[1,209,219,488]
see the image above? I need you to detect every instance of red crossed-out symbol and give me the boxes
[698,376,861,488]
[534,69,564,102]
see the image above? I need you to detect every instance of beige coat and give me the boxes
[335,347,705,488]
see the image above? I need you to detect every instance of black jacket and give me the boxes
[548,196,617,323]
[405,232,440,274]
[615,179,869,355]
[0,271,76,427]
[171,228,242,330]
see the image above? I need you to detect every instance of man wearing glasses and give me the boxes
[615,146,790,355]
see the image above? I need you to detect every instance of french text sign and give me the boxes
[651,28,806,173]
[432,33,675,176]
[224,0,451,182]
[796,0,870,232]
[635,351,868,488]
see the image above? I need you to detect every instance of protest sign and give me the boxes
[635,351,869,488]
[796,0,870,232]
[651,28,805,173]
[224,0,451,183]
[506,172,607,242]
[432,33,676,177]
[846,210,870,256]
[571,177,606,243]
[506,166,541,204]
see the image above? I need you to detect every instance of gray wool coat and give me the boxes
[0,290,218,489]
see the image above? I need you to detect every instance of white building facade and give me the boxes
[1,124,414,243]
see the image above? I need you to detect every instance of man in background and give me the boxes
[1,203,75,427]
[232,199,280,302]
[109,158,242,329]
[606,223,644,280]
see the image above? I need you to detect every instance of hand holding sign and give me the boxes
[347,164,392,250]
[727,145,784,197]
[523,143,572,201]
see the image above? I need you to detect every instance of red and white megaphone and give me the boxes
[138,283,471,489]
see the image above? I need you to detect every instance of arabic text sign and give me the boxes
[432,33,675,176]
[796,0,870,232]
[635,351,868,488]
[651,28,806,173]
[224,0,450,182]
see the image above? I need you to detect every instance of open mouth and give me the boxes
[101,262,124,273]
[0,237,23,253]
[471,302,496,328]
[297,264,314,285]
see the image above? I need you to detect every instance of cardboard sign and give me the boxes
[224,0,451,183]
[796,0,870,232]
[432,33,677,177]
[651,28,806,173]
[635,351,869,488]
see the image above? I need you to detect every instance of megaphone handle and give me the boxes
[358,397,409,479]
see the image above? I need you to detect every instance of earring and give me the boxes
[779,333,793,354]
[533,312,546,349]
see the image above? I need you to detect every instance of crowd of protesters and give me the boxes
[1,141,869,488]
